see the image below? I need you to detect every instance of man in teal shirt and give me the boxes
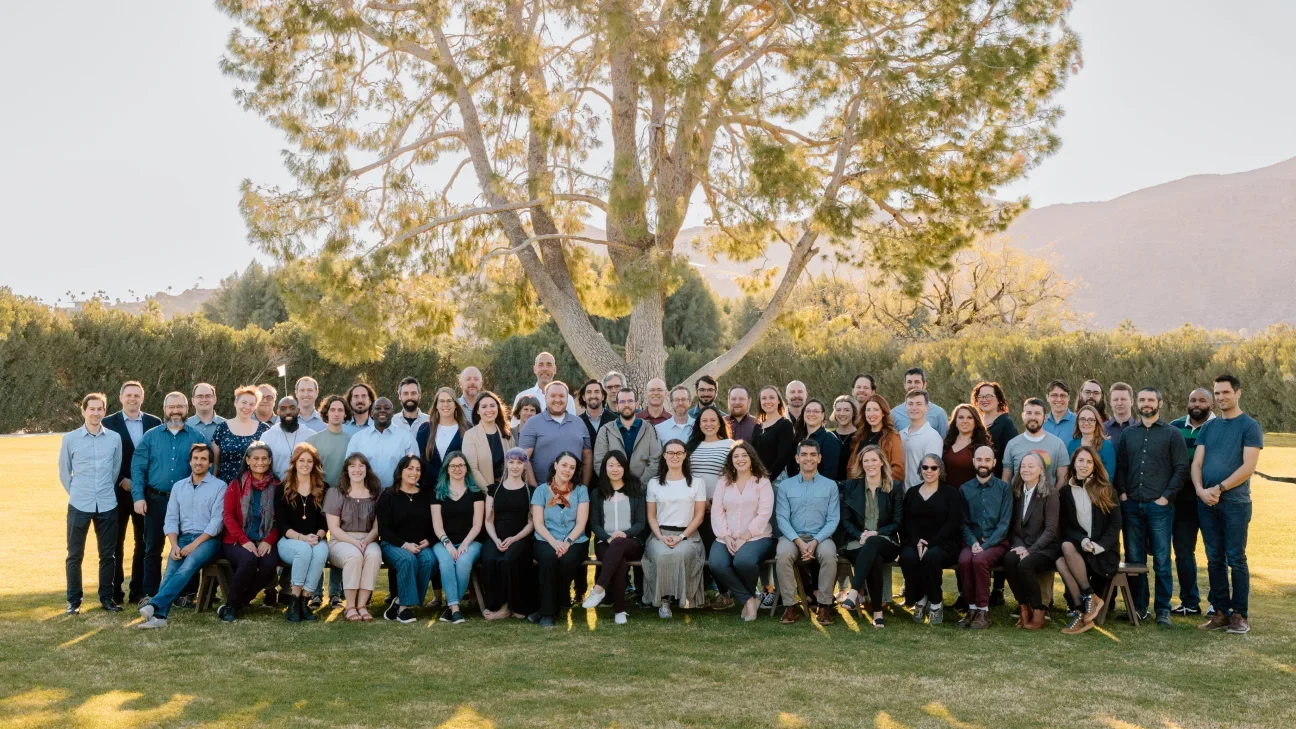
[130,392,208,601]
[774,440,840,625]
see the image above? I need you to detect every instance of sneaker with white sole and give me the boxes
[383,601,402,621]
[658,602,673,619]
[135,616,168,629]
[138,603,155,621]
[396,608,416,624]
[614,612,628,625]
[581,590,606,609]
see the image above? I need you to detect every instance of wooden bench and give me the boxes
[1093,562,1149,627]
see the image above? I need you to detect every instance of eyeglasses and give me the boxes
[1078,417,1098,424]
[664,451,687,457]
[920,465,941,472]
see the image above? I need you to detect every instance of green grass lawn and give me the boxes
[2,434,1294,728]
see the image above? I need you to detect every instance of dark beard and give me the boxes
[402,400,419,412]
[1187,407,1210,421]
[281,416,299,433]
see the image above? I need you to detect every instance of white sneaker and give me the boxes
[581,590,606,609]
[136,616,167,629]
[138,603,155,620]
[614,612,628,625]
[658,602,673,619]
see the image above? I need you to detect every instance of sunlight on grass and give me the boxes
[875,711,912,729]
[1241,649,1295,675]
[56,628,101,650]
[777,712,806,728]
[1100,717,1147,729]
[72,690,193,728]
[436,706,496,728]
[924,702,983,729]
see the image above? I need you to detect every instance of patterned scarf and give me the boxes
[237,470,277,540]
[546,478,573,508]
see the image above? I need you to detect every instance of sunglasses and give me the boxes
[920,465,941,472]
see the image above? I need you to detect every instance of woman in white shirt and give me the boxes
[707,441,775,621]
[416,387,470,484]
[642,439,707,618]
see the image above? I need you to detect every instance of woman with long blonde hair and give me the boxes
[275,442,329,622]
[839,445,904,628]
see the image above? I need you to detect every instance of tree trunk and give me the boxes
[623,288,667,391]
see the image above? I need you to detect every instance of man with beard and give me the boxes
[956,445,1013,629]
[103,381,161,606]
[294,376,325,433]
[346,398,419,488]
[457,366,484,420]
[392,377,429,432]
[784,380,808,423]
[129,392,208,604]
[1077,379,1108,421]
[344,382,376,433]
[724,386,757,443]
[689,375,725,418]
[594,388,662,482]
[1115,387,1189,627]
[186,383,226,441]
[852,374,877,411]
[255,384,279,426]
[1168,388,1214,616]
[889,368,949,438]
[637,378,671,425]
[1002,398,1070,484]
[262,397,312,481]
[578,379,615,444]
[1104,383,1137,445]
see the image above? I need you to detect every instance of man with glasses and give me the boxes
[656,386,695,444]
[186,383,225,441]
[1043,380,1076,441]
[689,375,725,418]
[1077,379,1108,420]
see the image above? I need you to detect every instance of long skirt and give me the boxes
[642,529,705,608]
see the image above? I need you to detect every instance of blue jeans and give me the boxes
[1122,499,1175,615]
[708,537,775,602]
[277,538,330,594]
[141,489,172,596]
[152,534,219,619]
[1198,499,1251,617]
[380,542,438,607]
[432,541,482,606]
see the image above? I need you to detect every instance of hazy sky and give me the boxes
[2,0,1293,304]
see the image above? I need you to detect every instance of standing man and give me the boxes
[1104,383,1137,445]
[594,388,663,482]
[345,397,419,488]
[130,392,208,603]
[1043,380,1076,441]
[773,440,840,625]
[852,374,877,411]
[1002,398,1070,485]
[102,381,161,606]
[655,385,695,444]
[186,383,225,441]
[689,376,725,418]
[602,371,626,404]
[307,395,355,488]
[1114,387,1189,627]
[784,381,808,423]
[344,382,376,433]
[724,386,757,443]
[255,384,279,426]
[512,352,577,418]
[59,393,123,614]
[457,366,484,420]
[889,368,949,437]
[393,377,429,432]
[519,382,593,486]
[1077,379,1108,421]
[262,397,312,481]
[1193,375,1262,635]
[577,379,615,444]
[956,446,1013,629]
[294,376,325,433]
[637,378,671,425]
[899,391,944,490]
[135,444,228,629]
[1168,387,1214,616]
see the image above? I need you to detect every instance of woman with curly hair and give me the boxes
[275,443,330,622]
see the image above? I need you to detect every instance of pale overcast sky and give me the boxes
[2,0,1293,304]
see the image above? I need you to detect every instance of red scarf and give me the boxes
[546,478,574,508]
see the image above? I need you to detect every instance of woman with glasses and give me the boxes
[972,382,1017,473]
[794,400,840,482]
[898,454,962,625]
[642,439,707,618]
[431,451,485,624]
[416,387,470,487]
[1066,404,1116,479]
[481,449,537,620]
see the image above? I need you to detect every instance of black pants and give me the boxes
[596,538,645,613]
[898,544,953,605]
[112,488,145,603]
[698,513,720,593]
[1172,500,1201,610]
[851,536,900,612]
[1003,550,1054,610]
[481,537,536,613]
[66,505,118,605]
[534,540,587,618]
[222,543,278,611]
[141,489,171,597]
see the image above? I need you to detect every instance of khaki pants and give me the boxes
[329,533,382,592]
[775,537,837,607]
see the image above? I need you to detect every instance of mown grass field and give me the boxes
[2,434,1294,728]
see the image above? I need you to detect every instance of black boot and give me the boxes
[298,595,318,622]
[285,594,301,623]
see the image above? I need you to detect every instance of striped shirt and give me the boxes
[689,439,734,500]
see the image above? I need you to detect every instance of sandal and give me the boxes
[345,608,362,622]
[841,591,859,611]
[358,607,374,621]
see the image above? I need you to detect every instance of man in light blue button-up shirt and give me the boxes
[345,398,418,487]
[58,393,123,612]
[773,440,840,623]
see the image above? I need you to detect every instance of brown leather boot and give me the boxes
[1025,607,1047,630]
[1015,604,1030,628]
[970,610,992,630]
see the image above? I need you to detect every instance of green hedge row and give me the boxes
[2,291,1292,433]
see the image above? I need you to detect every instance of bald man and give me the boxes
[458,366,484,420]
[1168,387,1215,616]
[785,381,808,422]
[637,378,671,425]
[511,352,576,423]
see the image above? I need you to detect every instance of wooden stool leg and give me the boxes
[1120,579,1140,627]
[793,564,811,618]
[196,566,213,613]
[215,565,233,610]
[471,568,487,617]
[1095,573,1122,626]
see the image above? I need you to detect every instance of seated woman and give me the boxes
[325,453,383,622]
[581,451,647,624]
[1003,452,1061,630]
[528,451,590,628]
[275,443,330,623]
[707,441,775,622]
[898,454,961,626]
[481,449,537,620]
[643,439,707,618]
[431,451,485,624]
[1056,445,1122,634]
[376,455,436,624]
[218,442,280,623]
[839,445,904,628]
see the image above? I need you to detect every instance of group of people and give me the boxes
[58,354,1260,636]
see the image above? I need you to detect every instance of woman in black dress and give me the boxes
[898,454,962,626]
[480,448,536,619]
[751,386,795,482]
[1057,445,1122,634]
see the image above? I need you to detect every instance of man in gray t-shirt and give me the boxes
[1002,398,1071,485]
